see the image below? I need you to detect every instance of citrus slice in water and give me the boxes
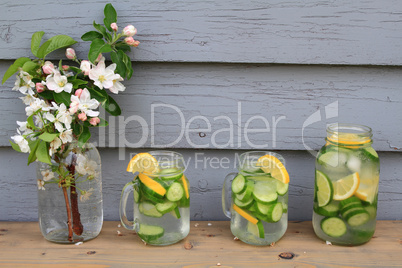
[257,155,289,184]
[316,170,333,207]
[355,184,377,204]
[127,153,160,174]
[333,172,360,200]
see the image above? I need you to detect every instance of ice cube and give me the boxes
[347,155,361,173]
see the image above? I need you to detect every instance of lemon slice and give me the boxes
[257,155,289,184]
[126,153,160,174]
[316,170,333,207]
[355,176,378,204]
[333,172,360,200]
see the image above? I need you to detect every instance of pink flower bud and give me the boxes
[89,117,101,126]
[80,60,91,75]
[42,61,55,75]
[132,40,140,47]
[62,65,69,71]
[111,23,118,32]
[78,112,87,121]
[65,48,76,60]
[75,88,83,98]
[36,82,45,93]
[124,37,140,47]
[94,53,103,64]
[123,25,137,37]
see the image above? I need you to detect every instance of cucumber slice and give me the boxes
[321,217,347,237]
[345,210,370,227]
[247,221,265,239]
[140,179,167,199]
[170,206,181,219]
[231,174,246,194]
[139,202,163,218]
[166,182,184,202]
[236,181,254,202]
[314,201,340,217]
[247,175,274,182]
[133,184,141,203]
[315,170,333,207]
[138,224,164,241]
[178,195,190,208]
[364,205,377,219]
[252,181,278,204]
[155,201,177,214]
[255,202,272,215]
[141,189,165,204]
[158,168,183,181]
[340,196,361,209]
[266,202,283,222]
[276,180,289,195]
[234,197,254,209]
[340,203,363,216]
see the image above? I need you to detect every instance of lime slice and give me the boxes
[316,170,333,207]
[333,172,360,200]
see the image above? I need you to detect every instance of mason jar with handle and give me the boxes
[120,151,190,246]
[222,151,289,246]
[313,123,380,245]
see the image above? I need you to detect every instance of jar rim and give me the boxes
[147,150,185,174]
[236,151,286,173]
[326,123,372,145]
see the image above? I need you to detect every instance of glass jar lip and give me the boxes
[236,151,286,173]
[147,150,185,175]
[326,123,372,145]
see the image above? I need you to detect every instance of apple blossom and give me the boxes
[45,103,72,132]
[76,154,99,177]
[25,98,51,116]
[69,101,79,114]
[41,170,55,182]
[11,130,30,153]
[88,58,120,90]
[80,60,91,75]
[37,179,45,190]
[109,75,125,94]
[36,82,45,93]
[75,88,83,98]
[46,72,73,93]
[49,137,62,156]
[123,25,137,36]
[111,23,118,31]
[59,129,73,144]
[13,71,35,95]
[89,117,101,126]
[70,88,100,117]
[65,48,76,60]
[78,112,87,121]
[42,61,56,75]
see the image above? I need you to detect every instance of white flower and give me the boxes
[12,71,35,95]
[88,58,120,90]
[45,103,72,132]
[11,130,30,153]
[70,88,100,117]
[37,179,45,190]
[80,60,91,75]
[59,129,73,144]
[108,75,125,94]
[41,169,55,182]
[45,72,73,93]
[25,98,50,116]
[76,154,99,177]
[49,137,62,156]
[80,188,94,202]
[20,94,36,106]
[16,121,33,136]
[34,115,43,129]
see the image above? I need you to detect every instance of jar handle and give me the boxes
[119,181,137,231]
[222,172,237,219]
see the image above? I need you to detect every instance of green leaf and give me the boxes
[9,140,22,152]
[78,126,91,145]
[22,61,38,74]
[115,42,131,52]
[81,31,104,41]
[111,51,126,78]
[38,90,54,100]
[27,114,36,129]
[104,3,117,31]
[86,87,108,104]
[36,35,77,59]
[2,57,31,84]
[53,91,71,106]
[36,141,52,165]
[72,123,83,136]
[38,132,59,142]
[104,95,122,116]
[31,31,45,57]
[27,139,40,165]
[68,66,82,74]
[71,78,88,89]
[93,21,111,41]
[98,118,109,127]
[88,38,113,63]
[122,53,133,79]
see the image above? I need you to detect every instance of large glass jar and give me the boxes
[120,151,190,246]
[222,151,289,246]
[313,123,380,245]
[37,141,103,243]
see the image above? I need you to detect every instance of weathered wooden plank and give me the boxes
[2,62,402,151]
[0,221,401,267]
[1,148,400,221]
[1,1,402,65]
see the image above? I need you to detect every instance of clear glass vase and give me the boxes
[36,141,103,243]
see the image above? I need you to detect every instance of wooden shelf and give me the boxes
[0,221,401,267]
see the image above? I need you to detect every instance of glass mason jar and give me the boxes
[313,123,380,245]
[222,151,289,246]
[120,151,190,246]
[37,141,103,243]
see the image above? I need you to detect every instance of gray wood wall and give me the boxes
[1,0,401,221]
